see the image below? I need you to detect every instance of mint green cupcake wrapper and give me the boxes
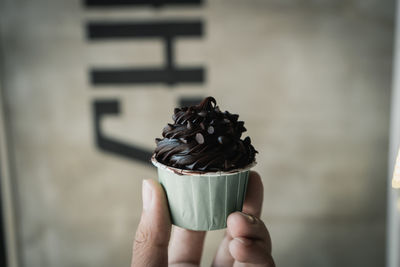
[152,157,254,231]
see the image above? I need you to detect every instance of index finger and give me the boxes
[242,171,264,218]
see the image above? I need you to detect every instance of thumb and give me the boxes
[131,179,171,267]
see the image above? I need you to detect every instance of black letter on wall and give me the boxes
[84,0,202,7]
[93,100,152,164]
[86,20,205,86]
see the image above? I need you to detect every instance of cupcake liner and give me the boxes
[152,156,254,231]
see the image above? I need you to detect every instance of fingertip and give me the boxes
[249,171,263,193]
[143,178,162,192]
[140,178,171,237]
[143,179,168,206]
[243,171,264,217]
[227,212,240,225]
[142,180,153,211]
[249,170,261,180]
[227,212,255,235]
[228,212,268,241]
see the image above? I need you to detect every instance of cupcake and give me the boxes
[152,96,257,231]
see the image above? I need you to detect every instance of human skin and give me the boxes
[131,171,275,267]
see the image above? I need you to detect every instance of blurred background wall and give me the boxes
[0,0,395,266]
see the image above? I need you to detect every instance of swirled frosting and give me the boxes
[154,97,257,172]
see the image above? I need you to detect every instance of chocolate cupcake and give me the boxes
[152,97,257,230]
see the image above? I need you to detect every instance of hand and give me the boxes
[131,171,275,267]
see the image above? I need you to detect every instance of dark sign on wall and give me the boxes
[84,0,206,165]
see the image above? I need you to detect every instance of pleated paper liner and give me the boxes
[152,155,256,231]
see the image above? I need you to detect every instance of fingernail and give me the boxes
[239,212,256,224]
[142,180,153,211]
[234,237,252,246]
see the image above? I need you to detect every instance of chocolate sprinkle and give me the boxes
[154,96,257,171]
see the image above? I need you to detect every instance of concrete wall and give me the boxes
[0,0,394,266]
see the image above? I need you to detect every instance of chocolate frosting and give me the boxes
[154,97,257,172]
